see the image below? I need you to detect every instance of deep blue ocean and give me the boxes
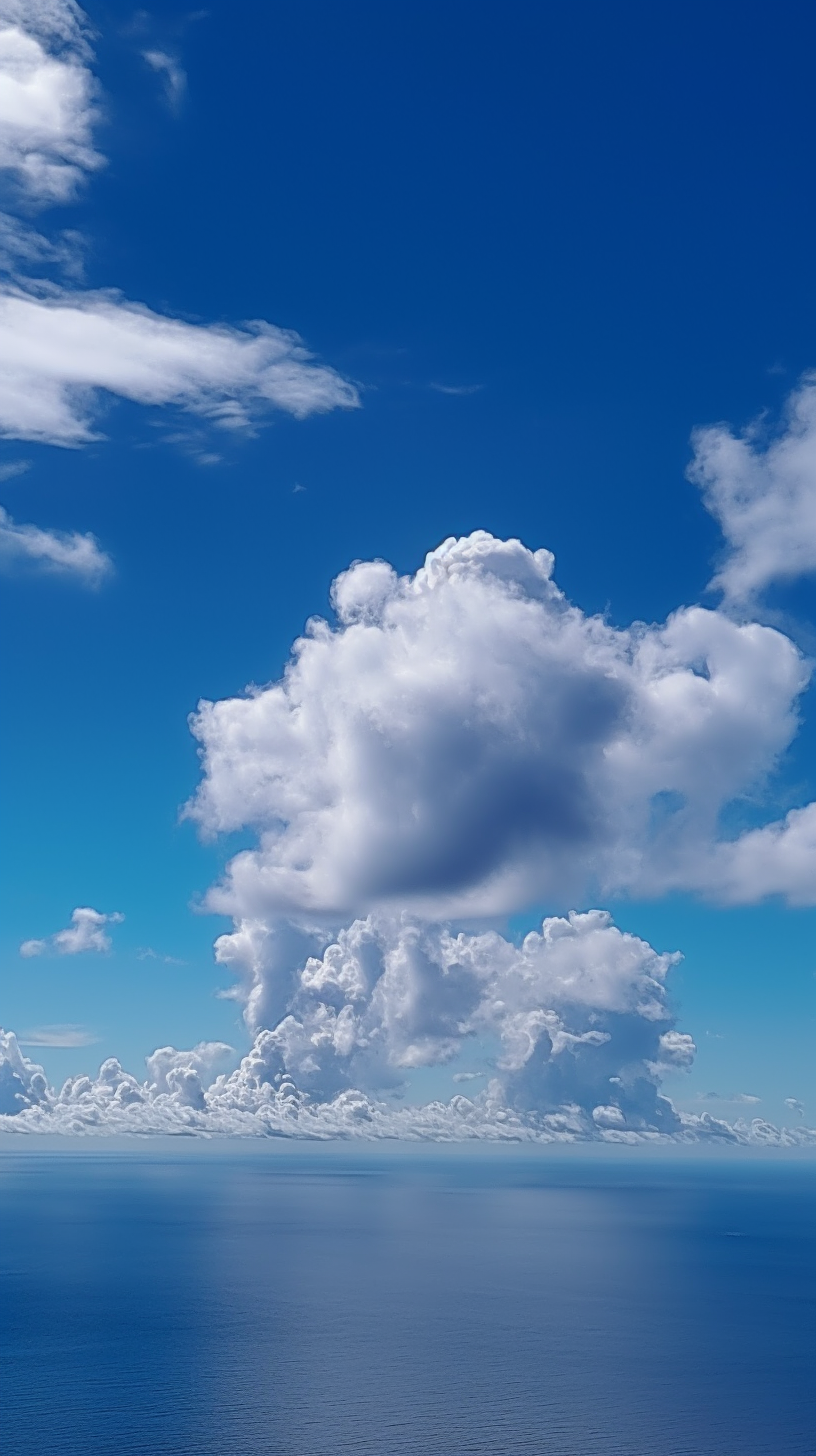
[1,1150,813,1456]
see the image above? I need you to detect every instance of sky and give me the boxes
[0,0,814,1143]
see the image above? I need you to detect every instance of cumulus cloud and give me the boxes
[214,911,692,1138]
[188,531,813,925]
[690,375,816,603]
[0,0,102,204]
[0,1026,813,1146]
[0,502,111,581]
[0,286,359,445]
[20,905,123,957]
[705,803,816,907]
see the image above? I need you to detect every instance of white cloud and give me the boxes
[0,1026,813,1145]
[142,49,185,110]
[0,286,360,445]
[0,211,84,277]
[19,1023,98,1047]
[690,375,816,602]
[705,803,816,907]
[216,910,689,1134]
[0,0,102,204]
[0,457,28,479]
[187,531,812,924]
[784,1097,804,1118]
[0,502,111,581]
[20,905,124,957]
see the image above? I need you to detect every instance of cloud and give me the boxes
[0,1026,813,1145]
[0,502,111,581]
[690,374,816,602]
[0,0,103,205]
[20,906,124,957]
[704,803,816,907]
[698,1091,761,1105]
[0,457,28,479]
[19,1024,98,1047]
[0,286,360,445]
[0,211,84,278]
[784,1097,804,1118]
[142,49,185,109]
[215,911,691,1136]
[187,531,813,925]
[136,947,187,965]
[429,383,483,396]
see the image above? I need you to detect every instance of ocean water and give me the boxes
[0,1150,814,1456]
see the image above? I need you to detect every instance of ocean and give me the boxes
[1,1149,813,1456]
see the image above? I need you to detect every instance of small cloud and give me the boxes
[0,460,29,482]
[292,482,307,494]
[0,506,112,585]
[137,947,187,965]
[0,214,86,282]
[143,50,187,109]
[452,1071,485,1083]
[429,383,483,397]
[21,908,124,958]
[698,1091,760,1104]
[784,1097,805,1118]
[19,1025,99,1048]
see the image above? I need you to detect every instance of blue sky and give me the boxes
[1,0,814,1140]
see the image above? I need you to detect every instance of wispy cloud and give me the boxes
[142,49,186,110]
[137,947,187,966]
[19,1024,99,1048]
[0,286,360,446]
[0,458,28,480]
[0,503,112,582]
[429,382,483,396]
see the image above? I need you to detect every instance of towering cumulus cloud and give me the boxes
[4,530,813,1141]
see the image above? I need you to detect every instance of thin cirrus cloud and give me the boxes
[690,373,816,603]
[19,1024,99,1048]
[0,288,360,446]
[0,0,102,205]
[0,502,112,581]
[142,49,186,109]
[20,906,124,957]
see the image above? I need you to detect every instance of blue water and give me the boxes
[1,1151,814,1456]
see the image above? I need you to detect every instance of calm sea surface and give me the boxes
[1,1150,814,1456]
